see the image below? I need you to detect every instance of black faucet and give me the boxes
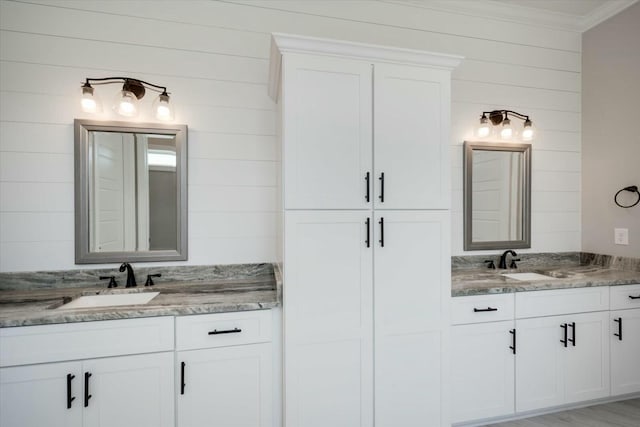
[119,262,137,288]
[498,250,518,269]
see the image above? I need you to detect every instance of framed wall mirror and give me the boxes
[464,141,531,251]
[75,119,188,263]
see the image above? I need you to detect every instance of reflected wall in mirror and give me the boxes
[75,119,187,263]
[464,141,531,251]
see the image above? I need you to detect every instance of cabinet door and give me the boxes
[374,64,451,210]
[563,311,610,404]
[82,352,174,427]
[515,316,565,412]
[451,321,515,423]
[177,343,272,427]
[374,211,449,427]
[282,54,372,209]
[0,362,82,427]
[284,211,373,427]
[611,309,640,396]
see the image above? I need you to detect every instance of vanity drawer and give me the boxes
[0,317,174,367]
[452,294,515,325]
[610,284,640,310]
[515,287,609,318]
[175,310,272,351]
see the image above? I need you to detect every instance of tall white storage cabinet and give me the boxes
[269,33,461,427]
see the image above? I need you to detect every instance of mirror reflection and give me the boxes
[89,131,177,252]
[75,120,187,264]
[464,141,531,251]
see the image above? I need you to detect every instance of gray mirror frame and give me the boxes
[463,141,531,251]
[74,119,188,263]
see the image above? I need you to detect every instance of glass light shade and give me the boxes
[80,86,101,113]
[500,118,513,139]
[522,119,535,141]
[477,116,491,138]
[153,93,174,121]
[114,90,139,117]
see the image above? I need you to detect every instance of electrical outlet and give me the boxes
[614,228,629,245]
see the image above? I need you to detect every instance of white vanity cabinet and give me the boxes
[271,33,461,427]
[175,310,273,427]
[451,294,516,424]
[515,288,610,413]
[0,317,175,427]
[610,284,640,396]
[1,361,83,427]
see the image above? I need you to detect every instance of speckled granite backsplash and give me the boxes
[452,252,581,270]
[580,252,640,272]
[452,252,640,271]
[0,263,274,291]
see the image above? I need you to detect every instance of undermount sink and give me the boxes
[57,292,160,309]
[501,272,558,281]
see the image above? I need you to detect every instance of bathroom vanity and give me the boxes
[450,262,640,426]
[0,265,281,427]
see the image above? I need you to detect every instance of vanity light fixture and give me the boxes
[476,110,535,141]
[80,77,174,121]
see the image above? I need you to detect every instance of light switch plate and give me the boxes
[614,228,629,245]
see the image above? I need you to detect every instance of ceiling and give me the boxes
[492,0,624,18]
[394,0,638,31]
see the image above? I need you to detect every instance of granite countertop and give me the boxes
[0,266,281,328]
[452,264,640,297]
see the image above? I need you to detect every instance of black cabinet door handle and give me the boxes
[365,172,370,203]
[208,328,242,335]
[629,295,640,300]
[560,323,568,347]
[473,307,498,312]
[379,172,385,203]
[84,372,92,407]
[568,322,576,346]
[180,361,186,395]
[614,317,623,341]
[509,329,516,355]
[66,374,76,409]
[378,217,384,247]
[365,217,370,248]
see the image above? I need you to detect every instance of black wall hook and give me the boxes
[614,185,639,208]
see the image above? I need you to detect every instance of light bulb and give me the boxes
[153,92,174,121]
[500,117,513,139]
[114,90,139,117]
[522,119,534,141]
[80,84,100,113]
[477,115,490,138]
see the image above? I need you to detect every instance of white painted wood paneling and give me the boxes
[0,0,582,270]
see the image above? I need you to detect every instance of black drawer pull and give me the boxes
[568,322,576,346]
[629,295,640,300]
[208,328,242,335]
[365,172,370,202]
[379,172,385,203]
[378,217,384,247]
[84,372,92,407]
[180,361,186,395]
[560,323,568,347]
[66,374,75,409]
[365,217,370,248]
[473,307,498,312]
[509,329,516,355]
[614,317,623,341]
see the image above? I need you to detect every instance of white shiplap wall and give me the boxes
[0,0,581,272]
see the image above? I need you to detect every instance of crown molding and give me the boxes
[269,32,463,100]
[580,0,639,31]
[384,0,638,33]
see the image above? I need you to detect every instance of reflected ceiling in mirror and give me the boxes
[75,119,187,263]
[463,141,531,251]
